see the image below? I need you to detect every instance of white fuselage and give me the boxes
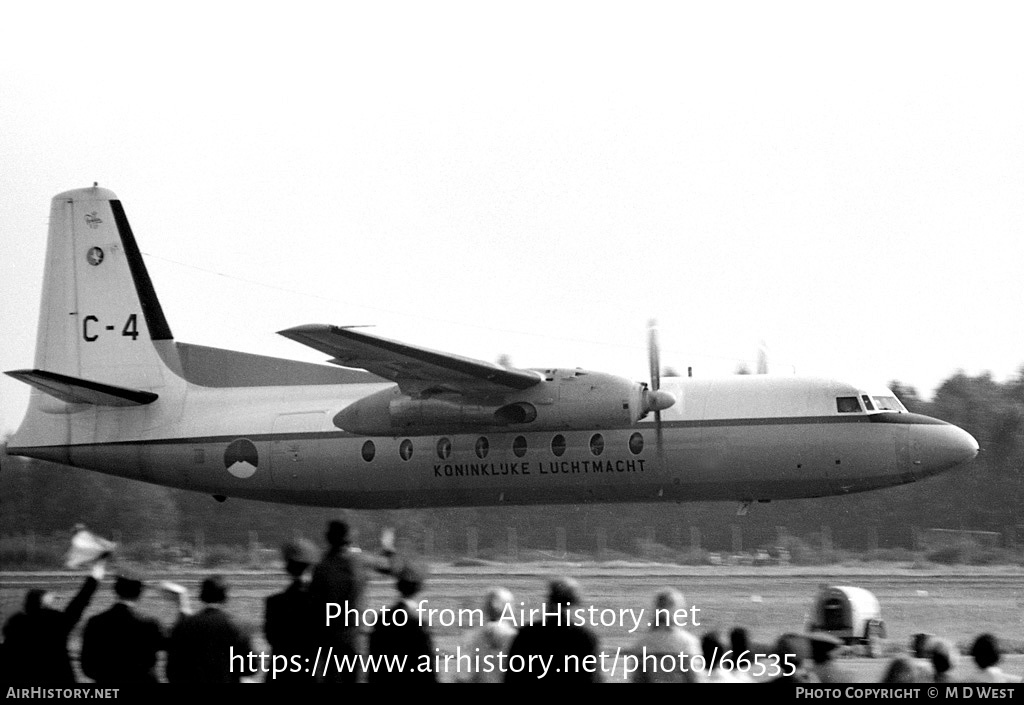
[10,374,979,508]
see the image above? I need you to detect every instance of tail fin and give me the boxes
[21,186,178,394]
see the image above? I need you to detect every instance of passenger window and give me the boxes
[361,440,375,462]
[475,436,489,459]
[861,395,875,411]
[399,439,413,461]
[436,437,452,460]
[512,435,528,458]
[590,433,605,456]
[551,434,566,457]
[628,432,644,455]
[836,396,861,413]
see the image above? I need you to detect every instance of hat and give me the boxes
[24,589,48,613]
[548,577,582,606]
[775,633,811,666]
[929,637,958,673]
[970,633,999,669]
[282,538,318,565]
[326,520,351,547]
[911,632,934,658]
[114,573,145,600]
[200,575,228,604]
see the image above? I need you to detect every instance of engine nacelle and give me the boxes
[332,369,657,435]
[390,396,537,428]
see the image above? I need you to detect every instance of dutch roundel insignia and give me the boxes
[224,438,259,479]
[86,247,104,266]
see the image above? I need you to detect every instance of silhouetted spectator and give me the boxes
[928,637,959,683]
[911,632,933,658]
[727,626,759,682]
[367,563,436,684]
[309,519,395,683]
[910,632,936,681]
[264,538,319,682]
[80,573,164,684]
[628,589,700,683]
[882,656,919,683]
[1,559,105,684]
[768,633,818,683]
[702,631,745,682]
[810,632,854,683]
[969,633,1022,683]
[730,626,750,657]
[166,576,253,683]
[505,578,601,683]
[457,587,517,683]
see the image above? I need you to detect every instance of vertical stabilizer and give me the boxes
[32,186,175,392]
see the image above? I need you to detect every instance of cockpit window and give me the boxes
[872,396,906,412]
[861,395,875,411]
[836,396,862,413]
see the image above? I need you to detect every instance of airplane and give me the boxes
[4,186,979,510]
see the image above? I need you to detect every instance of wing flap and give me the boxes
[278,324,541,393]
[5,369,159,407]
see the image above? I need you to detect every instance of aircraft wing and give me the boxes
[278,324,542,394]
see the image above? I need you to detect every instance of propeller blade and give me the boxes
[655,408,663,458]
[648,318,661,392]
[648,319,665,460]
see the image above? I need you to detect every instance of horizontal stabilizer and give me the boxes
[5,369,159,407]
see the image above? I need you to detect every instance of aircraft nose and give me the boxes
[958,426,980,459]
[913,423,979,477]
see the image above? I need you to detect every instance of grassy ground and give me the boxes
[2,562,1022,683]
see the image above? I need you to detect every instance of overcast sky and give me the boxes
[2,2,1023,435]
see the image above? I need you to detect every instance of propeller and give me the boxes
[642,319,676,457]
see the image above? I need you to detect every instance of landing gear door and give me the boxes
[271,412,325,490]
